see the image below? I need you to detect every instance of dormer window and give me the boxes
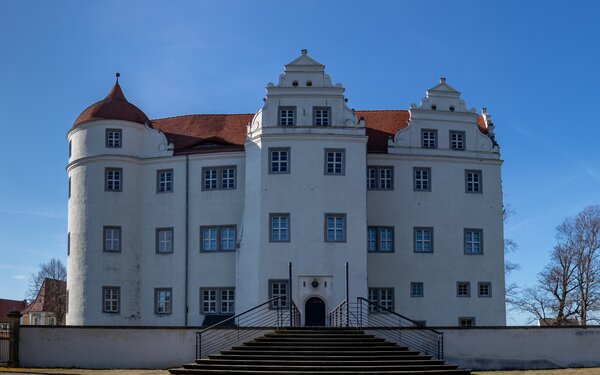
[106,129,122,148]
[278,107,295,126]
[314,107,330,126]
[421,129,437,149]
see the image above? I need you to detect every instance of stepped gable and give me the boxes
[152,110,414,154]
[73,77,151,128]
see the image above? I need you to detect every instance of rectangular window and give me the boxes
[459,317,476,327]
[157,169,173,193]
[68,177,71,198]
[156,228,174,254]
[154,288,172,315]
[67,232,71,256]
[221,289,235,313]
[367,226,394,252]
[269,280,288,308]
[202,166,237,190]
[478,282,492,297]
[325,214,346,242]
[414,227,433,253]
[105,168,122,191]
[221,167,236,189]
[103,226,121,252]
[269,148,290,174]
[324,149,345,175]
[410,282,424,298]
[421,129,437,148]
[366,166,393,190]
[464,229,483,254]
[278,107,295,126]
[314,107,331,126]
[201,288,235,314]
[270,213,290,242]
[69,140,72,158]
[457,282,470,297]
[450,131,465,150]
[413,167,431,191]
[466,170,482,193]
[368,288,394,312]
[102,286,120,313]
[201,289,217,314]
[105,129,122,148]
[200,226,236,252]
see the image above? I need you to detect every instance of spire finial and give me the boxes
[301,49,307,56]
[116,72,121,83]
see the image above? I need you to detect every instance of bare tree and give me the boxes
[538,245,579,324]
[503,204,520,306]
[26,258,67,323]
[556,205,600,325]
[514,287,553,324]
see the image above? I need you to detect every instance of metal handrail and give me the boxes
[329,297,443,359]
[196,296,301,359]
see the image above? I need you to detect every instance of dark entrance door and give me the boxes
[304,297,326,326]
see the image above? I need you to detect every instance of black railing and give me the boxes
[196,297,301,359]
[0,326,10,365]
[329,297,443,359]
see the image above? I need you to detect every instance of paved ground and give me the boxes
[1,368,600,375]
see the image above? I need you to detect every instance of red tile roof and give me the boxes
[73,81,151,128]
[21,278,66,315]
[0,298,27,323]
[149,110,487,155]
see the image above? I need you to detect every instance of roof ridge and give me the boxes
[152,113,254,121]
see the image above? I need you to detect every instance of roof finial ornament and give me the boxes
[440,77,446,83]
[301,49,307,56]
[116,72,121,83]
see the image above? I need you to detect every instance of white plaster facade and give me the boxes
[66,51,505,327]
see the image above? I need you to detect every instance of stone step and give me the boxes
[220,349,423,356]
[171,369,470,375]
[243,340,396,346]
[182,363,460,371]
[207,353,432,361]
[194,358,446,366]
[258,335,383,341]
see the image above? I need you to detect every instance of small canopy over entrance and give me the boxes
[304,297,326,326]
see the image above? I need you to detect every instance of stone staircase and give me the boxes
[170,328,470,374]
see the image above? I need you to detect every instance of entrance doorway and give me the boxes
[304,297,326,326]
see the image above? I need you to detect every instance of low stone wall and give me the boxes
[18,325,600,370]
[367,326,600,370]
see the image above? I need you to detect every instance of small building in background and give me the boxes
[21,278,66,326]
[0,298,28,331]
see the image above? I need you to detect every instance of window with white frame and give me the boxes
[105,129,122,148]
[325,214,346,242]
[157,169,173,193]
[464,229,483,254]
[410,282,424,297]
[278,107,295,126]
[478,282,491,297]
[367,166,393,190]
[325,149,345,175]
[367,226,394,252]
[269,280,288,308]
[466,170,482,193]
[103,226,121,252]
[102,286,120,313]
[202,166,237,190]
[269,148,290,174]
[368,288,394,312]
[421,129,437,148]
[314,107,330,126]
[105,168,122,191]
[270,213,290,242]
[459,317,476,327]
[450,131,465,150]
[457,282,470,297]
[221,289,235,313]
[201,288,235,314]
[156,228,174,254]
[414,167,431,191]
[154,288,172,315]
[200,226,236,252]
[414,227,433,253]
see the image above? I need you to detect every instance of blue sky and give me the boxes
[1,1,599,325]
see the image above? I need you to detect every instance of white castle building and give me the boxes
[66,51,506,327]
